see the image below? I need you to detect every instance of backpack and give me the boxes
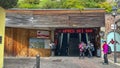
[79,44,84,52]
[107,45,112,54]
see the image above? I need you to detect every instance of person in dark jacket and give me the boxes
[86,41,94,58]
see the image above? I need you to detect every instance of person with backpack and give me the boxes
[86,41,94,58]
[102,41,109,65]
[78,42,86,59]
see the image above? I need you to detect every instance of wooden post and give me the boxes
[0,7,5,68]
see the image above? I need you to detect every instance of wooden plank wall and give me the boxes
[5,28,14,56]
[4,27,51,57]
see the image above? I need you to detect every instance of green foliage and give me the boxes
[98,2,112,13]
[18,3,39,8]
[62,0,84,9]
[40,0,63,9]
[17,0,112,13]
[117,9,120,13]
[62,0,106,9]
[0,0,112,13]
[18,0,41,8]
[18,0,61,9]
[85,2,98,8]
[81,0,98,8]
[24,0,40,4]
[40,0,54,9]
[0,0,18,9]
[94,0,105,3]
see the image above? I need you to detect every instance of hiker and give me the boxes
[78,42,86,58]
[86,41,94,57]
[102,41,109,64]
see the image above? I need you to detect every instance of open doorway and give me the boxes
[54,28,100,56]
[68,33,79,56]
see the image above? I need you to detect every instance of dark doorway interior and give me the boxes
[69,33,79,56]
[60,33,68,56]
[54,28,100,56]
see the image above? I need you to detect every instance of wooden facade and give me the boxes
[6,9,105,28]
[5,9,105,57]
[5,27,51,57]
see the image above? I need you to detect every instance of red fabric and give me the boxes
[102,43,108,54]
[79,43,84,52]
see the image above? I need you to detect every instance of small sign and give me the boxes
[0,36,2,44]
[111,24,117,29]
[37,30,50,38]
[56,28,93,33]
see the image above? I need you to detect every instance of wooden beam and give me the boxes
[6,9,105,15]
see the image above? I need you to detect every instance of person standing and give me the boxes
[102,41,109,64]
[86,41,93,58]
[49,41,56,56]
[78,42,86,58]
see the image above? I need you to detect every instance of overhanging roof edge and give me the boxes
[8,8,105,10]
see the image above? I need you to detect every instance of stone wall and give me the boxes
[105,14,120,34]
[105,14,120,58]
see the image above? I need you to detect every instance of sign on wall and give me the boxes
[0,36,2,44]
[29,38,44,48]
[107,32,120,51]
[111,24,117,29]
[44,39,50,49]
[29,38,50,49]
[55,28,94,33]
[37,30,50,38]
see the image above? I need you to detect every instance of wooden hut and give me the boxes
[5,9,105,57]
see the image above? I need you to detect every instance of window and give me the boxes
[29,38,44,48]
[29,38,50,49]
